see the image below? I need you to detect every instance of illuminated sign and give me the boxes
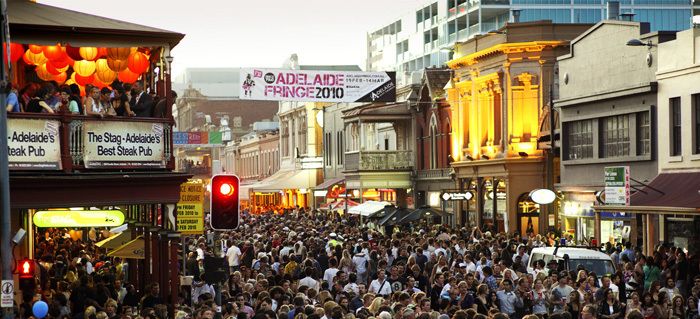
[33,210,125,227]
[441,191,473,201]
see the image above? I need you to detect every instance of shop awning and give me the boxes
[253,169,317,192]
[397,207,449,224]
[348,201,391,217]
[315,177,345,190]
[95,230,132,250]
[107,236,145,259]
[320,199,359,211]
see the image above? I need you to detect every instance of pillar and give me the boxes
[594,211,601,246]
[396,189,407,209]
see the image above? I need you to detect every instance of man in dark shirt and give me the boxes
[139,282,162,310]
[152,90,177,118]
[129,82,154,117]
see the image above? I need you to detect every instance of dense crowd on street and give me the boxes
[4,80,175,118]
[14,208,700,319]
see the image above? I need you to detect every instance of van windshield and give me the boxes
[568,259,615,276]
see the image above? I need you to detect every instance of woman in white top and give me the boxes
[84,86,104,117]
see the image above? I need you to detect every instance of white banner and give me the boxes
[8,118,61,170]
[239,68,396,103]
[83,121,165,168]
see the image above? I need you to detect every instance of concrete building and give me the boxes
[596,27,700,255]
[556,20,676,245]
[367,0,698,78]
[446,21,591,234]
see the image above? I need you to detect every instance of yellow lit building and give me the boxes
[445,21,591,234]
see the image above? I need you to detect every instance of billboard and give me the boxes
[604,166,630,205]
[8,118,61,170]
[239,68,396,103]
[83,121,166,168]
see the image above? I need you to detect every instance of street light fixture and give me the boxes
[529,188,557,205]
[626,39,655,47]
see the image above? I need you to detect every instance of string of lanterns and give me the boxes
[4,42,151,95]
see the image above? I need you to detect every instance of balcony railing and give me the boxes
[344,150,413,172]
[8,113,174,172]
[415,168,452,180]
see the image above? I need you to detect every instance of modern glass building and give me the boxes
[367,0,700,80]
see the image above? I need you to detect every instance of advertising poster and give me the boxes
[83,121,165,168]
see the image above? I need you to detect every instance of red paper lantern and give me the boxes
[127,52,149,74]
[50,54,73,69]
[54,72,67,84]
[24,50,48,66]
[46,60,69,75]
[107,58,128,72]
[117,69,139,83]
[107,47,133,60]
[2,43,25,63]
[65,45,83,61]
[97,47,108,58]
[28,45,43,54]
[73,72,94,86]
[43,45,63,61]
[73,60,96,77]
[35,64,54,81]
[79,47,99,61]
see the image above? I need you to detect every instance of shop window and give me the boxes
[670,97,682,156]
[565,119,593,160]
[517,193,540,236]
[600,114,630,158]
[637,111,651,156]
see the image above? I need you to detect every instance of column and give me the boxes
[594,211,601,246]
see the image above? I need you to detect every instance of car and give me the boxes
[527,246,616,276]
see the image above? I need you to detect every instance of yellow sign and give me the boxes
[33,210,125,228]
[177,181,205,235]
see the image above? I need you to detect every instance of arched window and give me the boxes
[429,114,438,169]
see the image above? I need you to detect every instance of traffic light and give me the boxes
[17,258,35,292]
[210,174,240,230]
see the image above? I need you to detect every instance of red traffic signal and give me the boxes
[210,174,240,230]
[18,258,35,278]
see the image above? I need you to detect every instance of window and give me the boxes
[694,94,700,154]
[637,111,651,156]
[430,115,438,169]
[671,97,682,156]
[565,120,593,160]
[601,114,630,158]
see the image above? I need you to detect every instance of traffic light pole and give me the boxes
[1,0,16,318]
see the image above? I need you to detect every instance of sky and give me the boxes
[39,0,423,79]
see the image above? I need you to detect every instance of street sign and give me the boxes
[604,166,630,205]
[2,280,14,308]
[441,191,473,201]
[177,181,205,235]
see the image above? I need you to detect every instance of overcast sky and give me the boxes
[39,0,422,78]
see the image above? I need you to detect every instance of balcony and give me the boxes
[7,113,174,172]
[344,150,413,172]
[415,168,452,180]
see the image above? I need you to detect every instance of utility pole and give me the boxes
[1,0,16,318]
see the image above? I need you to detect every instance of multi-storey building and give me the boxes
[556,20,675,246]
[367,0,698,77]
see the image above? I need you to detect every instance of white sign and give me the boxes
[7,118,61,170]
[83,121,166,168]
[1,280,14,308]
[604,166,630,205]
[441,192,473,201]
[240,68,396,103]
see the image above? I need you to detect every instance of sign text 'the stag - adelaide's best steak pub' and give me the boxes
[7,119,167,170]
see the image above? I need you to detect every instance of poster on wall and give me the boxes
[604,166,630,205]
[82,121,166,168]
[239,68,396,103]
[7,118,61,170]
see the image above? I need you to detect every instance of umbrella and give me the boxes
[378,207,414,226]
[396,206,448,224]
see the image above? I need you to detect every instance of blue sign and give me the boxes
[173,132,188,145]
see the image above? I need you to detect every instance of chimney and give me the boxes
[607,1,620,20]
[512,9,521,23]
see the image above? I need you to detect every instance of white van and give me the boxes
[527,246,616,276]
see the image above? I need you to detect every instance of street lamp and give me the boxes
[626,39,655,47]
[529,188,557,205]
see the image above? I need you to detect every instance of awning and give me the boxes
[95,230,132,250]
[254,169,317,192]
[320,199,359,211]
[348,201,391,217]
[315,177,345,190]
[378,207,413,226]
[397,207,449,224]
[107,236,145,259]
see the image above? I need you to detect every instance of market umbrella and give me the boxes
[396,206,448,224]
[107,236,145,259]
[378,207,414,226]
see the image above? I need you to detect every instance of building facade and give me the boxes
[446,21,591,234]
[556,21,675,245]
[367,0,698,77]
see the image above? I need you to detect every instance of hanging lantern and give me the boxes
[73,60,96,77]
[65,79,76,86]
[127,51,149,74]
[95,59,117,84]
[22,52,33,65]
[107,58,128,72]
[92,77,110,89]
[106,47,133,60]
[43,45,63,61]
[35,64,54,81]
[28,44,43,54]
[50,54,73,69]
[46,60,69,75]
[24,50,48,66]
[2,43,25,63]
[54,72,67,85]
[73,72,94,87]
[79,47,99,61]
[65,45,83,61]
[97,47,108,58]
[117,68,139,83]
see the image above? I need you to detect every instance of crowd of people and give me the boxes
[4,80,175,118]
[14,209,700,319]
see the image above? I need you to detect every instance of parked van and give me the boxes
[527,246,616,276]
